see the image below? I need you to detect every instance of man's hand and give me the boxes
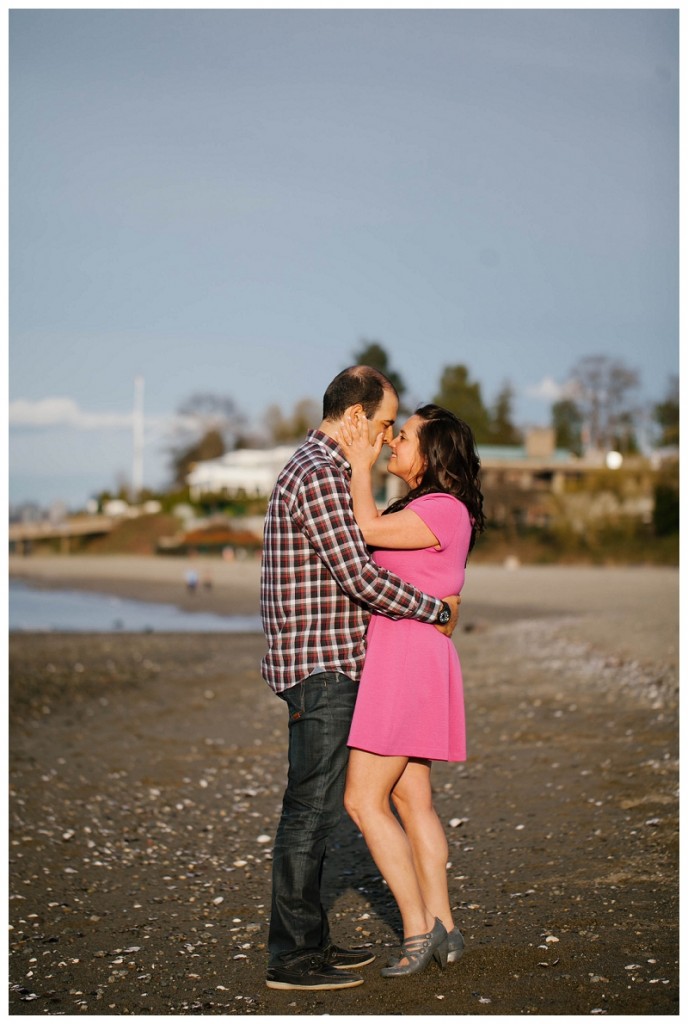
[435,594,461,637]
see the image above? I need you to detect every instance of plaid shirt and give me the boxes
[260,429,444,692]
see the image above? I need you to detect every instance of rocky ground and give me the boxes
[8,563,679,1016]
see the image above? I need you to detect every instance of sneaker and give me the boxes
[266,954,364,991]
[323,943,376,970]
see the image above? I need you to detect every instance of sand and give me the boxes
[8,557,679,1015]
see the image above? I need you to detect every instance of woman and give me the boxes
[337,403,484,978]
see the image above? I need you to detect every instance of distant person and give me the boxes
[260,366,460,992]
[338,404,485,977]
[185,568,198,594]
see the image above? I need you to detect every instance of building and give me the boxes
[186,430,669,534]
[186,446,297,500]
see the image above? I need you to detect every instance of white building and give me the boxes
[187,446,297,500]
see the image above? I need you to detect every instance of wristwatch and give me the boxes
[436,601,451,625]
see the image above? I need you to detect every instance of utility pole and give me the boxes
[133,376,144,499]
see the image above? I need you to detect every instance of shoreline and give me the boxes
[9,554,262,618]
[9,555,679,668]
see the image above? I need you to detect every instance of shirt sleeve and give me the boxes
[409,493,468,551]
[290,462,443,622]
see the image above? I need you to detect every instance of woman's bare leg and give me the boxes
[390,759,455,934]
[344,749,435,940]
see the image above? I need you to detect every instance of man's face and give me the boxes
[366,389,398,446]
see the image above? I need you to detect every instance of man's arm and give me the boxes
[291,463,454,626]
[437,594,460,636]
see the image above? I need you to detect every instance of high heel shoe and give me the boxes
[446,926,465,963]
[380,918,448,977]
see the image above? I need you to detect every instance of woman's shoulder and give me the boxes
[409,491,466,511]
[409,492,470,523]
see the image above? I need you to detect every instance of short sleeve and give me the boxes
[409,493,468,550]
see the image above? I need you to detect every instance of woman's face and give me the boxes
[387,415,426,487]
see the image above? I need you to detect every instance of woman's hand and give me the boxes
[335,413,384,473]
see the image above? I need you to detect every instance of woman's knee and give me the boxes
[343,784,364,828]
[344,780,388,830]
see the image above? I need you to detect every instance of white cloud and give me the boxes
[8,397,193,436]
[9,397,134,430]
[525,376,563,402]
[526,376,582,404]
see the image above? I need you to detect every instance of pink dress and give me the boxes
[348,493,470,762]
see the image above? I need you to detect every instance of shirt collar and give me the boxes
[306,428,351,473]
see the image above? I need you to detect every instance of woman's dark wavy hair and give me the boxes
[383,404,486,550]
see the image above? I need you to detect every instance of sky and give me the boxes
[8,4,679,509]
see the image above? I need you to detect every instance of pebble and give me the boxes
[8,628,677,1016]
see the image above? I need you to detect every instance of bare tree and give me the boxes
[568,356,640,452]
[264,397,321,444]
[168,392,245,487]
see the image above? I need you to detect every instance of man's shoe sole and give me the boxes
[266,976,364,990]
[331,954,376,970]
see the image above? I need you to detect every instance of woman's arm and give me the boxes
[337,416,439,550]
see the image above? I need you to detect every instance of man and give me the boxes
[260,366,460,991]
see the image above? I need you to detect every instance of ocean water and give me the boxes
[8,581,262,634]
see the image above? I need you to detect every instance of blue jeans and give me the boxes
[268,671,358,967]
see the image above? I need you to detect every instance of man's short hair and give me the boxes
[323,366,397,420]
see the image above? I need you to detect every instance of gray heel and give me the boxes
[380,918,448,978]
[433,935,448,968]
[446,926,465,963]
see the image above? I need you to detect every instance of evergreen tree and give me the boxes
[352,340,407,405]
[653,375,679,447]
[489,383,521,444]
[552,398,584,455]
[432,364,492,443]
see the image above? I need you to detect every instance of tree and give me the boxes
[171,428,225,488]
[352,340,407,406]
[433,364,492,443]
[567,355,640,452]
[264,397,321,444]
[168,392,245,487]
[552,398,584,455]
[653,375,679,447]
[488,382,521,445]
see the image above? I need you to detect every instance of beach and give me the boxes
[9,558,679,1015]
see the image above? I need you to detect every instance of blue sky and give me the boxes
[9,6,679,508]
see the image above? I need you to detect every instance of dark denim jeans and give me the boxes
[268,671,358,967]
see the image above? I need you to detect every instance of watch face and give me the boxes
[439,609,450,624]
